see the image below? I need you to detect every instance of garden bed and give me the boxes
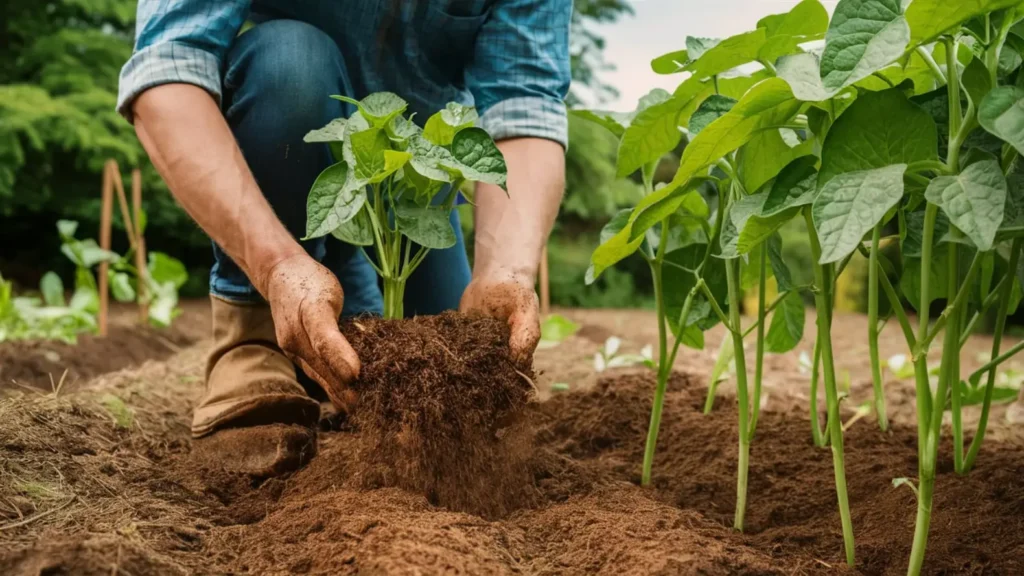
[2,313,1023,575]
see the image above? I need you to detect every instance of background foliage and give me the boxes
[0,0,652,306]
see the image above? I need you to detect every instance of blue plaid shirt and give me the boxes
[117,0,572,147]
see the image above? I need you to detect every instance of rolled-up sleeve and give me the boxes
[465,0,572,149]
[117,0,251,122]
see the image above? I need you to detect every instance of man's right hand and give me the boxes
[261,254,361,412]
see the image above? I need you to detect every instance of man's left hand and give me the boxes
[459,268,540,367]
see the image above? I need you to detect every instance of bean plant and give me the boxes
[303,93,507,319]
[576,0,1024,573]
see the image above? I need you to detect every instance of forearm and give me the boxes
[132,84,304,296]
[473,137,564,280]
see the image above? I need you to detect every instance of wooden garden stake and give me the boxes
[97,161,115,337]
[132,169,148,323]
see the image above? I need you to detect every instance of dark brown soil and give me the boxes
[340,312,536,518]
[0,301,208,393]
[3,311,1024,575]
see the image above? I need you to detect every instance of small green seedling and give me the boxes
[303,94,507,319]
[538,314,581,349]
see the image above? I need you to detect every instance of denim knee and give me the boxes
[224,19,355,134]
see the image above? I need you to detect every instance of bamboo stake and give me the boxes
[132,169,148,324]
[97,161,115,337]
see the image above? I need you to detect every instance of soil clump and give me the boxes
[340,312,536,518]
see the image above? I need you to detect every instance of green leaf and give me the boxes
[304,118,348,143]
[738,206,800,255]
[350,127,391,180]
[924,159,1007,251]
[902,207,950,258]
[957,379,1020,407]
[39,272,64,307]
[777,52,835,101]
[148,281,180,328]
[820,0,910,94]
[684,29,768,80]
[147,252,188,289]
[629,180,711,242]
[61,240,119,269]
[332,92,408,126]
[423,102,479,146]
[671,78,802,189]
[568,109,632,138]
[387,115,422,142]
[762,155,820,216]
[617,95,689,177]
[394,203,457,250]
[539,314,580,347]
[767,233,794,291]
[688,95,736,136]
[651,50,690,74]
[446,127,508,189]
[686,37,721,61]
[962,56,995,111]
[766,291,805,353]
[820,88,938,185]
[902,253,948,311]
[330,207,374,246]
[109,271,135,303]
[979,86,1024,156]
[813,164,908,264]
[408,135,456,183]
[907,0,1023,46]
[587,210,645,284]
[664,243,728,335]
[305,162,367,239]
[369,150,411,184]
[56,220,78,241]
[758,0,830,63]
[720,193,768,258]
[739,129,814,194]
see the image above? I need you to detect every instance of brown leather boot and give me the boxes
[191,296,321,476]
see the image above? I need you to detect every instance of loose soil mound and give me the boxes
[4,331,1024,574]
[340,312,536,518]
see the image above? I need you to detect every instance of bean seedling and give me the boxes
[303,93,507,319]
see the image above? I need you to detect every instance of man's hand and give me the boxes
[262,254,361,412]
[460,268,540,366]
[469,137,564,366]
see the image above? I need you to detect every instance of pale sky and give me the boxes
[590,0,840,111]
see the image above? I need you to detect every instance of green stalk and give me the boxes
[725,256,752,532]
[805,209,856,566]
[868,225,889,431]
[382,276,405,320]
[945,240,964,473]
[912,204,939,465]
[962,238,1023,473]
[810,333,827,447]
[640,219,672,487]
[748,243,768,441]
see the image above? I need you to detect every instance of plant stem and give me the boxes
[868,225,889,431]
[915,250,983,359]
[810,333,827,447]
[915,46,947,85]
[912,205,940,462]
[945,37,964,171]
[945,238,964,473]
[725,256,752,532]
[859,245,918,349]
[805,209,856,566]
[640,218,672,487]
[749,243,768,441]
[963,238,1024,473]
[382,276,405,320]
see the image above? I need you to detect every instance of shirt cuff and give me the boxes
[478,96,568,150]
[117,42,223,123]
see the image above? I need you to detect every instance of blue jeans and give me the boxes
[210,19,471,317]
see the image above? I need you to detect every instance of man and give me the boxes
[118,0,570,476]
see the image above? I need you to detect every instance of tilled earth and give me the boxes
[2,307,1023,575]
